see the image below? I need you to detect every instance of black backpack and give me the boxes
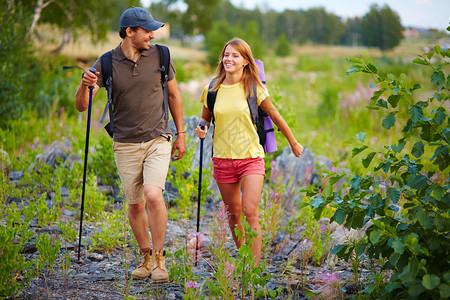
[99,44,171,138]
[206,80,275,152]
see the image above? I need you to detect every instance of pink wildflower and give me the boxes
[186,280,199,289]
[319,272,339,282]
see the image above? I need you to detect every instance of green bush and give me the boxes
[275,34,291,57]
[302,43,449,298]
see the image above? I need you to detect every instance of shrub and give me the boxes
[302,41,449,298]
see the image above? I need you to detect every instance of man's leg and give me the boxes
[143,185,167,252]
[128,200,151,250]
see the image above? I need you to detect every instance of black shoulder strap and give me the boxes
[247,85,258,125]
[100,51,114,137]
[206,80,217,124]
[156,44,170,120]
[100,51,112,88]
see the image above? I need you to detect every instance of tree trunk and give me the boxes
[51,30,71,54]
[26,0,55,40]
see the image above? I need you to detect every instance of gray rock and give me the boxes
[35,140,68,168]
[10,170,24,181]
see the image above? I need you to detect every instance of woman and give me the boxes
[195,38,303,265]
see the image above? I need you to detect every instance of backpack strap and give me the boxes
[246,85,258,125]
[156,44,170,120]
[206,79,218,124]
[99,51,114,138]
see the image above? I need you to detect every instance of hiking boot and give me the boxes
[131,250,152,279]
[150,249,169,283]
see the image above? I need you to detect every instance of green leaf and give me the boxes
[367,63,377,73]
[431,71,445,86]
[434,45,441,54]
[387,187,401,203]
[432,108,446,125]
[369,230,382,244]
[391,139,406,153]
[346,66,363,76]
[350,176,361,189]
[310,196,325,208]
[382,113,396,129]
[409,282,425,297]
[409,175,428,190]
[418,211,432,229]
[371,88,386,102]
[423,274,440,290]
[392,239,405,254]
[352,145,368,157]
[408,105,424,123]
[413,58,428,65]
[440,283,450,298]
[362,152,376,168]
[334,208,346,224]
[331,244,346,255]
[376,98,388,108]
[356,132,366,142]
[347,57,363,64]
[403,119,413,133]
[330,174,345,185]
[412,141,425,158]
[387,94,401,108]
[387,73,396,81]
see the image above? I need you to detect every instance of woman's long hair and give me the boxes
[211,38,265,98]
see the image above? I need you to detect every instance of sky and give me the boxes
[143,0,450,30]
[229,0,450,30]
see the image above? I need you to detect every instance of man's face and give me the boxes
[130,27,155,52]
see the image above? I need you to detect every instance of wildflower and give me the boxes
[330,167,337,173]
[186,280,199,289]
[319,272,339,282]
[224,261,235,277]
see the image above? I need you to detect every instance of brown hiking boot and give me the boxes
[131,250,152,279]
[150,249,169,283]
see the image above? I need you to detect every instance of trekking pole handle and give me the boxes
[88,68,97,90]
[199,121,206,139]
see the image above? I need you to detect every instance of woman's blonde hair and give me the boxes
[211,38,265,98]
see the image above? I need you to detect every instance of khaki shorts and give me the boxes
[113,136,172,204]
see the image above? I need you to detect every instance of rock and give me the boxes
[35,140,68,169]
[21,242,38,254]
[87,253,105,262]
[275,146,316,188]
[10,170,24,181]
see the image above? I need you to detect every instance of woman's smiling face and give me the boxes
[222,45,248,75]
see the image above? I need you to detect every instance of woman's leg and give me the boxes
[241,174,264,265]
[217,181,244,248]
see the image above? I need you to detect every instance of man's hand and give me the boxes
[171,133,186,160]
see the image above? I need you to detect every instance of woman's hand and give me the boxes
[291,142,304,157]
[195,123,208,139]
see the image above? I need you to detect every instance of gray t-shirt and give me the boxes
[93,43,176,143]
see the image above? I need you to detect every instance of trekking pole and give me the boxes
[77,67,97,262]
[195,121,206,266]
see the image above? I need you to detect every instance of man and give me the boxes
[75,7,186,282]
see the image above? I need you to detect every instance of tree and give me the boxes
[13,0,139,53]
[275,33,290,57]
[361,4,404,50]
[303,7,345,44]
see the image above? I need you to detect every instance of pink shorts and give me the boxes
[212,157,265,183]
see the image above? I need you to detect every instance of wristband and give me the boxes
[175,131,185,136]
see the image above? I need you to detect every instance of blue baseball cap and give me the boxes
[120,7,164,31]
